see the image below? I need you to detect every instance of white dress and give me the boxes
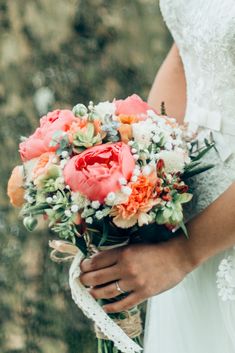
[144,1,235,352]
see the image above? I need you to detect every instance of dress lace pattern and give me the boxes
[160,0,235,300]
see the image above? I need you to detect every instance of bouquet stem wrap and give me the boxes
[49,239,143,353]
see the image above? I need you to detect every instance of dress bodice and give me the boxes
[160,0,235,160]
[158,0,235,303]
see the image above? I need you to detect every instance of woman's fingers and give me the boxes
[80,265,120,287]
[103,292,142,313]
[80,248,121,273]
[89,280,132,300]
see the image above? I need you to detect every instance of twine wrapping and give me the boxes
[95,311,142,340]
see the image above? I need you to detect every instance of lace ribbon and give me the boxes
[49,240,142,353]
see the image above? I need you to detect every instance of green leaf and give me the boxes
[86,122,95,139]
[191,143,215,161]
[177,193,193,204]
[180,221,189,239]
[163,208,173,219]
[155,211,167,225]
[98,218,109,247]
[184,160,201,171]
[23,216,38,232]
[183,164,214,179]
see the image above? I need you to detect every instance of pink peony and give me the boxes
[63,142,135,203]
[19,109,75,161]
[114,94,157,118]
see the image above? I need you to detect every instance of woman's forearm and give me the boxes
[172,182,235,272]
[148,44,187,124]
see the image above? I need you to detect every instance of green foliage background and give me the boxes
[0,1,171,352]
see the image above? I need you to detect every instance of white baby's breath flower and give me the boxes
[91,201,100,209]
[131,175,138,182]
[165,142,173,151]
[88,101,94,111]
[106,192,116,202]
[157,150,186,173]
[27,196,34,204]
[121,186,132,196]
[142,165,152,176]
[95,211,104,220]
[71,204,79,213]
[86,217,93,224]
[65,210,72,217]
[46,197,53,204]
[131,148,137,154]
[132,120,155,149]
[119,177,127,185]
[152,134,161,144]
[52,157,58,164]
[61,151,69,159]
[94,101,116,121]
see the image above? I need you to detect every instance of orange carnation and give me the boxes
[7,166,25,207]
[110,175,160,228]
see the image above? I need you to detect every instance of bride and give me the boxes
[80,1,235,352]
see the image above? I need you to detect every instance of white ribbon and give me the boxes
[49,240,142,353]
[185,105,234,161]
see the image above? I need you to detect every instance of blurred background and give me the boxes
[0,1,172,352]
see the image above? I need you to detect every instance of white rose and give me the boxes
[157,150,187,173]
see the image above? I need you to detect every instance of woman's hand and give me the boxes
[80,238,195,313]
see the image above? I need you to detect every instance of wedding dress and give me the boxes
[144,1,235,352]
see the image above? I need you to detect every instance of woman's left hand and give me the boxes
[80,239,194,313]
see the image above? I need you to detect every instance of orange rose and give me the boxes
[32,152,56,179]
[7,166,25,207]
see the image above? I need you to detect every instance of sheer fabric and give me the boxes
[144,1,235,352]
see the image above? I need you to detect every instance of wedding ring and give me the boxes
[115,280,127,294]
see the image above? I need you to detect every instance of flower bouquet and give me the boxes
[8,94,214,353]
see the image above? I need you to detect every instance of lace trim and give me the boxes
[216,248,235,301]
[69,251,142,353]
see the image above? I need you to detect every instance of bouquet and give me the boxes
[8,94,214,353]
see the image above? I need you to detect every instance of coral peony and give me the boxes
[19,109,75,161]
[63,142,135,203]
[115,94,156,118]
